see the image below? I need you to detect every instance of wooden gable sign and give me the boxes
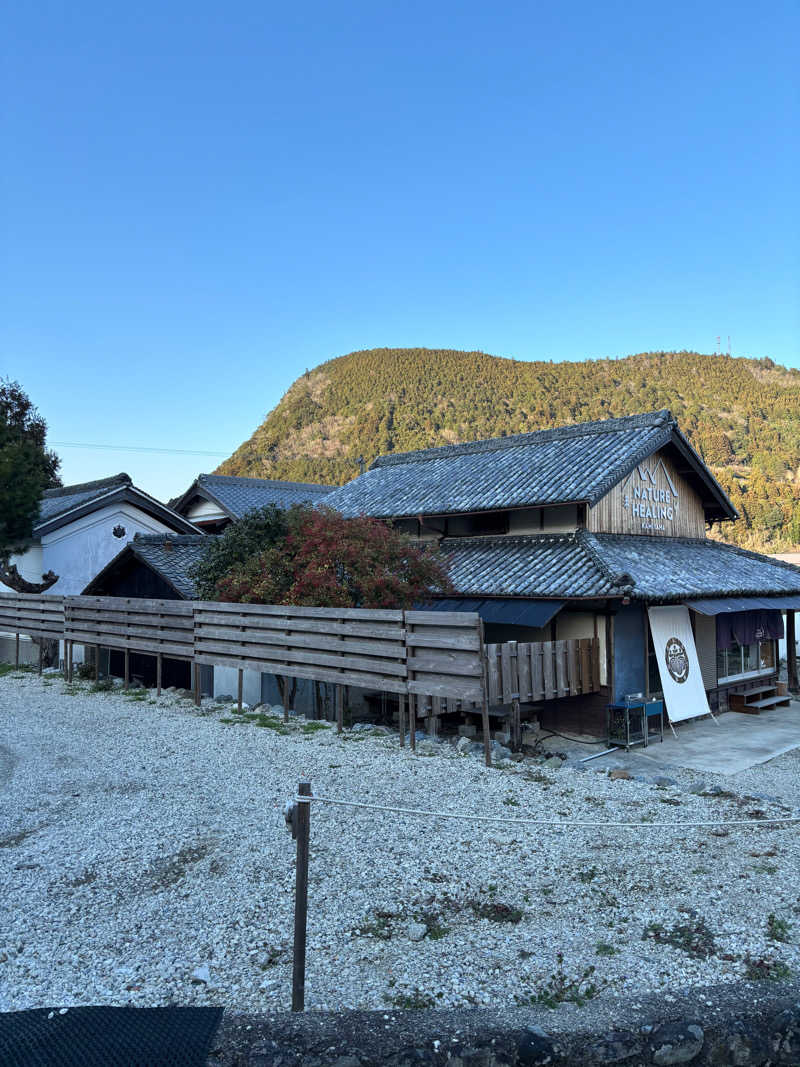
[587,448,706,538]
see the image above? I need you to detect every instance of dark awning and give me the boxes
[686,595,800,615]
[421,598,564,627]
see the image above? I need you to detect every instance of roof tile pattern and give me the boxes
[38,474,132,526]
[187,474,336,520]
[438,531,800,602]
[130,534,210,599]
[589,533,800,601]
[325,412,675,518]
[441,534,616,597]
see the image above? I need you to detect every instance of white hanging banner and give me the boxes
[647,606,711,723]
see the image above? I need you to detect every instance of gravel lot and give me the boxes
[1,669,798,1014]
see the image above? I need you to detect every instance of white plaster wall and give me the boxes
[597,618,607,686]
[555,612,595,640]
[1,544,44,593]
[213,666,261,705]
[187,499,226,522]
[41,503,179,595]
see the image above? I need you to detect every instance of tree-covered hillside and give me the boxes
[218,349,800,552]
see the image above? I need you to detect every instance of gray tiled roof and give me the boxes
[441,534,616,598]
[37,473,132,525]
[129,534,211,599]
[588,533,800,602]
[438,531,800,602]
[175,474,336,520]
[324,411,733,519]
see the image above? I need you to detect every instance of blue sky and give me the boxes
[2,1,798,501]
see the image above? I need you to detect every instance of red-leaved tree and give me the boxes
[215,508,452,608]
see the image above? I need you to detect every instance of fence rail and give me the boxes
[0,593,65,640]
[2,594,599,713]
[194,602,410,694]
[64,596,195,660]
[0,592,485,704]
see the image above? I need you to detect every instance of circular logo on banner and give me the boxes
[665,638,689,684]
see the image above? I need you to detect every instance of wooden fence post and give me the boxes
[237,669,243,712]
[15,633,19,670]
[479,620,492,767]
[787,611,798,693]
[193,662,201,706]
[409,692,416,751]
[335,684,343,733]
[292,779,311,1012]
[509,640,521,752]
[38,641,43,675]
[94,644,99,682]
[124,648,130,690]
[398,692,406,748]
[67,641,73,683]
[157,653,162,697]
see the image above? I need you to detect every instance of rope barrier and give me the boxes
[294,793,800,829]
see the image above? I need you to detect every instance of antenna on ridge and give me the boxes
[716,336,721,355]
[727,336,731,356]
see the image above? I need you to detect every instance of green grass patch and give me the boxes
[301,721,331,733]
[767,914,792,943]
[517,953,600,1008]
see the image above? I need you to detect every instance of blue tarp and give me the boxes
[421,598,564,627]
[686,595,800,615]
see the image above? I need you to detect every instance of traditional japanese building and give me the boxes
[324,410,800,733]
[170,473,335,532]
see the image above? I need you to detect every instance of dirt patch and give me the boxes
[145,840,216,890]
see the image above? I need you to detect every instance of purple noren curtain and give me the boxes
[716,610,784,651]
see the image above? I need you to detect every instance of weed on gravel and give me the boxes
[743,954,792,981]
[767,914,792,943]
[385,988,440,1010]
[643,911,716,959]
[516,953,601,1008]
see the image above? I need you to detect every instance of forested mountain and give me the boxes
[218,349,800,552]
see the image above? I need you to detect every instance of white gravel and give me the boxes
[1,670,798,1013]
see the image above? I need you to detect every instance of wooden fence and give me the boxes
[0,593,64,670]
[63,596,195,689]
[193,602,408,693]
[1,593,600,761]
[0,593,485,705]
[485,638,600,705]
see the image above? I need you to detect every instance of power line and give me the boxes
[51,441,229,457]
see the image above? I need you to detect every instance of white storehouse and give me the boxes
[1,474,200,663]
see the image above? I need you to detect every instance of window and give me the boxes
[717,640,776,683]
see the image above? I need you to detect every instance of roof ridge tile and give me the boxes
[372,410,673,469]
[42,472,131,498]
[199,474,335,491]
